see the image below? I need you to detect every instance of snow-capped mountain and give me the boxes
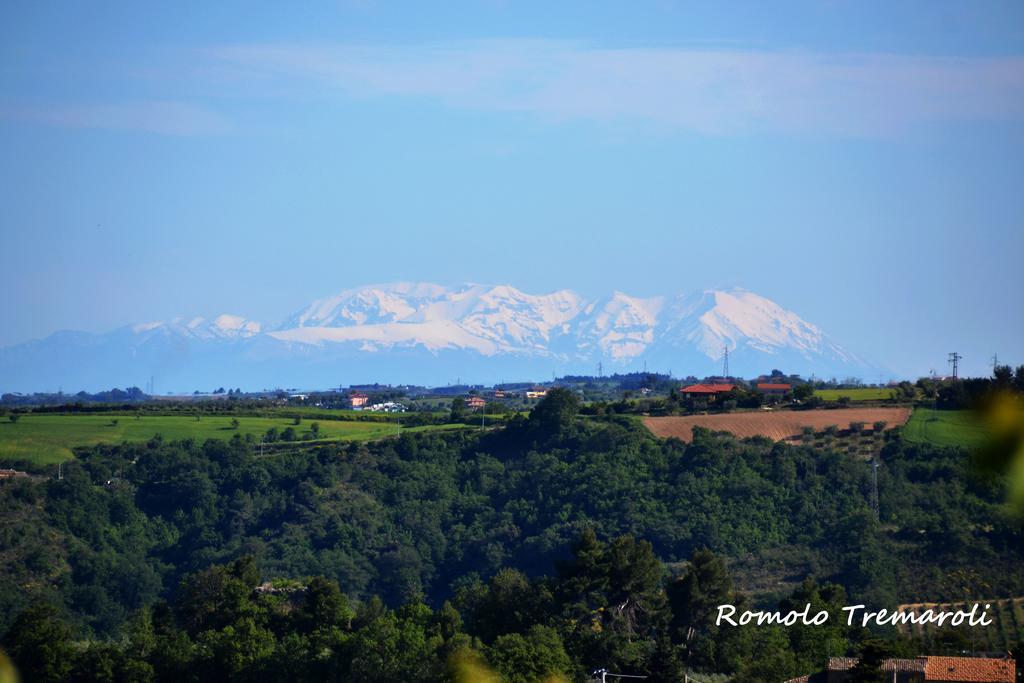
[130,314,262,340]
[0,283,882,392]
[272,283,587,355]
[575,292,664,361]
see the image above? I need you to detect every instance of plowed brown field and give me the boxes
[642,407,912,443]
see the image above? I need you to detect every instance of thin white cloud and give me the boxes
[208,40,1024,135]
[3,101,228,136]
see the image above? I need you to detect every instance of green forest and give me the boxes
[1,390,1022,681]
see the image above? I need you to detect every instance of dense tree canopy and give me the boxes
[1,391,1022,680]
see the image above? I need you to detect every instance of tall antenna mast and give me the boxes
[722,345,729,379]
[947,352,962,380]
[992,353,999,374]
[597,361,603,378]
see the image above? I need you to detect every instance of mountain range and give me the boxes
[0,283,882,392]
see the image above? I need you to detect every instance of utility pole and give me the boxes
[948,352,962,380]
[58,462,63,481]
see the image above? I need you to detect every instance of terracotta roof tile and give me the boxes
[924,657,1015,683]
[680,383,735,394]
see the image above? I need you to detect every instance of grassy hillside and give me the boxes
[902,408,989,448]
[0,413,461,465]
[815,387,896,401]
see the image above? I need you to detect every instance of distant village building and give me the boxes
[367,401,406,413]
[348,392,369,409]
[679,384,735,402]
[525,388,549,400]
[0,469,28,480]
[756,382,792,396]
[465,396,486,411]
[786,655,1015,683]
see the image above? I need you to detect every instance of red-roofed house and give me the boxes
[465,396,486,411]
[756,382,792,395]
[679,384,735,402]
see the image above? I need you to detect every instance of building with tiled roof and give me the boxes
[679,383,735,402]
[827,657,926,683]
[796,655,1014,683]
[923,657,1015,683]
[756,382,792,394]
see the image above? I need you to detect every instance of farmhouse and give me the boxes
[756,382,792,396]
[786,655,1015,683]
[0,468,28,480]
[465,396,486,411]
[679,383,735,402]
[348,392,369,409]
[525,387,549,399]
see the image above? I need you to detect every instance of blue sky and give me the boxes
[1,1,1022,378]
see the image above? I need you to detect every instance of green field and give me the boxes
[902,408,989,448]
[815,387,896,401]
[0,414,459,465]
